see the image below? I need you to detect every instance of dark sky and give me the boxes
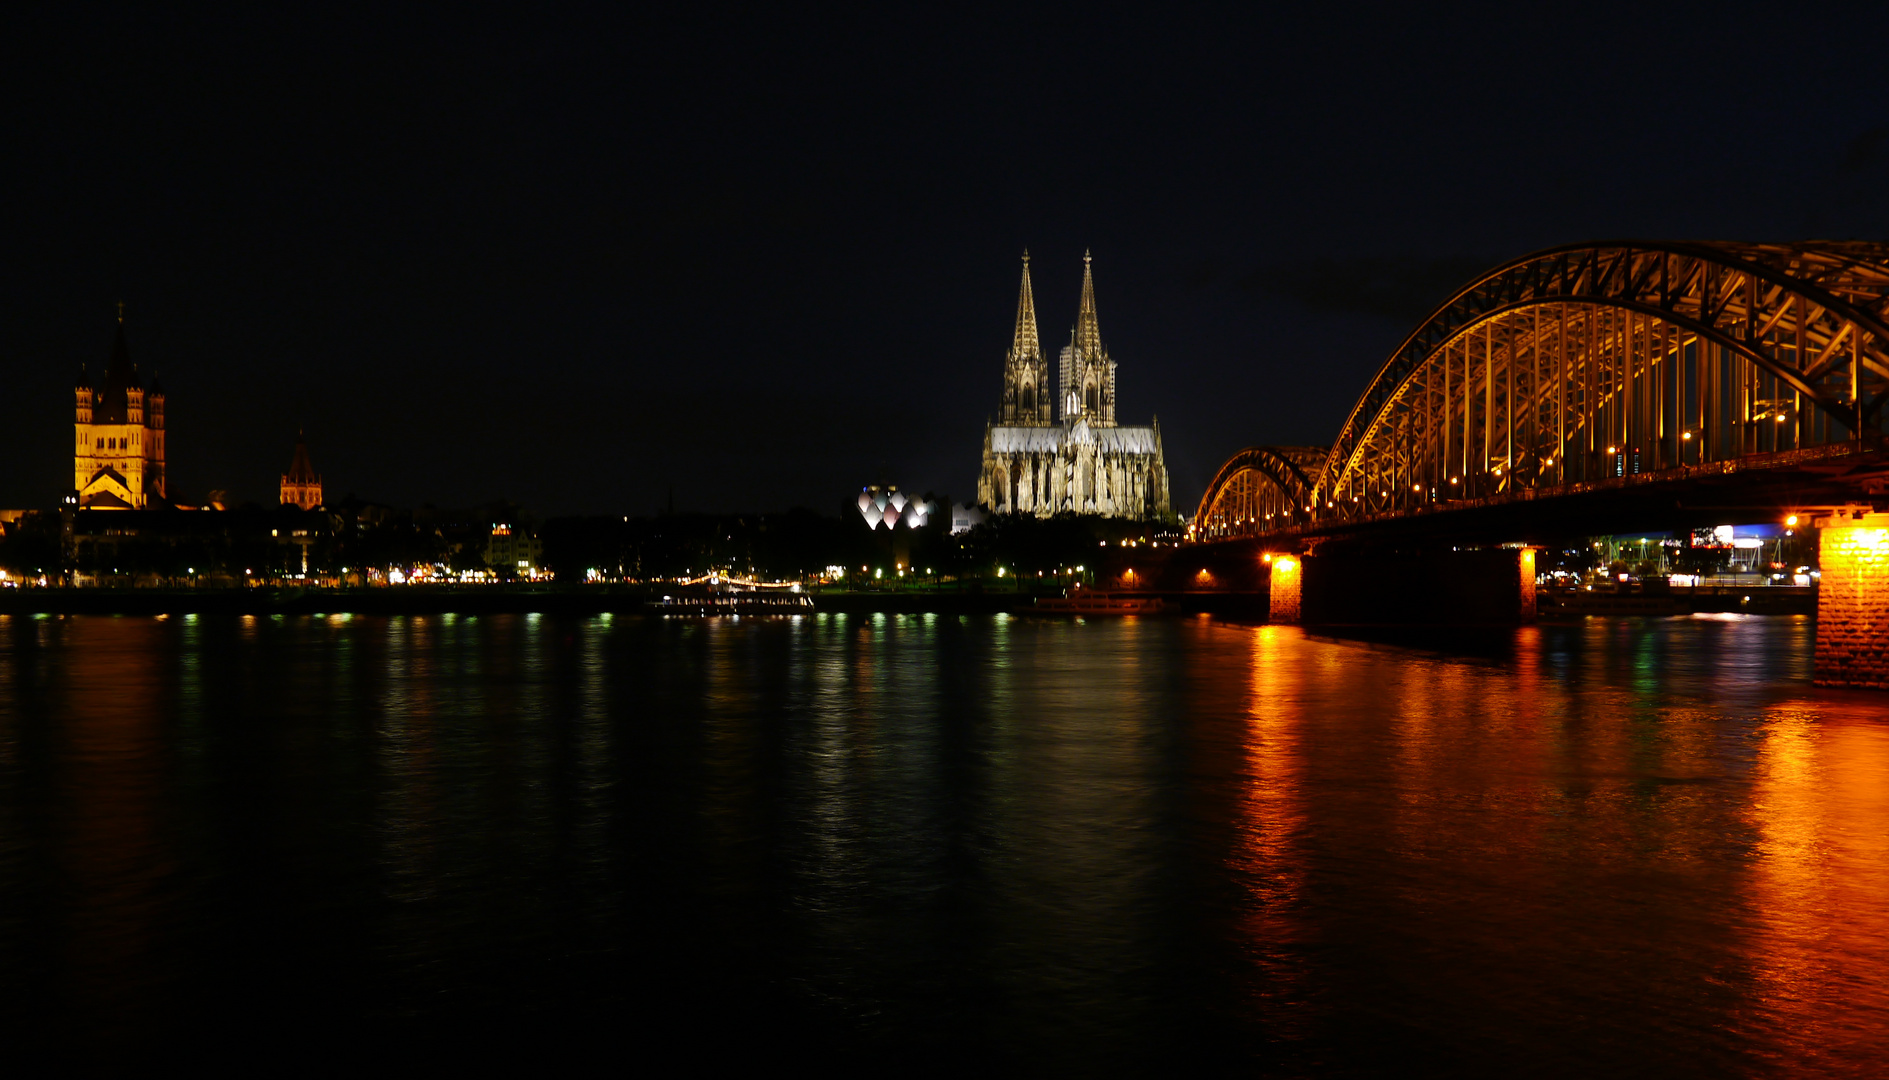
[6,5,1887,517]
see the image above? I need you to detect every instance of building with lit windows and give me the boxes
[483,521,543,575]
[73,314,167,509]
[977,252,1170,517]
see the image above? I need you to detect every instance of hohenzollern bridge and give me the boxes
[1187,241,1889,689]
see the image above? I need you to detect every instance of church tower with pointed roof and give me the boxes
[280,430,323,510]
[1058,251,1117,426]
[978,251,1168,518]
[73,310,167,508]
[999,252,1052,425]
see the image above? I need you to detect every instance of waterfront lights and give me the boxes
[1607,445,1618,455]
[1776,414,1788,423]
[1682,430,1694,440]
[1263,552,1273,562]
[1274,556,1298,573]
[1786,514,1800,527]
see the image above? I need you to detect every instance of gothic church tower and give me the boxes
[1057,251,1116,426]
[998,251,1052,425]
[281,430,323,510]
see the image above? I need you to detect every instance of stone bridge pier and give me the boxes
[1814,512,1889,689]
[1268,545,1536,628]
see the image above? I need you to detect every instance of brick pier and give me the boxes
[1265,546,1535,627]
[1815,513,1889,689]
[1268,555,1301,624]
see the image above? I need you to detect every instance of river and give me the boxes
[0,612,1884,1073]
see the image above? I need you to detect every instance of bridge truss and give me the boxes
[1195,241,1889,539]
[1192,446,1326,534]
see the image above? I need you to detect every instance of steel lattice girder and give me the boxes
[1310,241,1889,519]
[1194,445,1327,534]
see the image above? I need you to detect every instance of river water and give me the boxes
[0,612,1884,1072]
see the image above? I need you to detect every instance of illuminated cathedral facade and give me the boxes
[73,317,167,509]
[977,252,1170,517]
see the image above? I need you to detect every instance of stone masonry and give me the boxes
[1814,513,1889,689]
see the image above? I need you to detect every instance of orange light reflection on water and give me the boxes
[1745,702,1889,1070]
[1232,624,1314,1040]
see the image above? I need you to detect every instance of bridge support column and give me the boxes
[1268,555,1301,624]
[1294,546,1537,627]
[1814,513,1889,689]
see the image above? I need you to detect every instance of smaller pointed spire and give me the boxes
[1010,250,1041,362]
[1075,252,1102,362]
[286,430,318,484]
[117,301,125,324]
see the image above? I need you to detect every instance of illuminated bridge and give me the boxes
[1190,241,1889,687]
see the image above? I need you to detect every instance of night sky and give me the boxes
[7,6,1887,517]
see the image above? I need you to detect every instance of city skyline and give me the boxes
[5,8,1886,517]
[6,9,1889,1069]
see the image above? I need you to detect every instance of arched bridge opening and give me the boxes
[1192,445,1327,540]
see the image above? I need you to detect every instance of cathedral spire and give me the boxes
[1010,250,1041,362]
[1075,250,1102,361]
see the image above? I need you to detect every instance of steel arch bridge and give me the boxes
[1194,240,1889,540]
[1193,446,1327,534]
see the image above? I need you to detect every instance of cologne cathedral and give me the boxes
[977,252,1170,518]
[73,315,167,509]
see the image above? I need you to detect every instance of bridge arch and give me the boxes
[1202,241,1889,534]
[1192,445,1327,539]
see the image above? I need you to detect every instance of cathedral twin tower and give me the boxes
[978,252,1170,518]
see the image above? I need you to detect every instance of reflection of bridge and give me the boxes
[1190,241,1889,688]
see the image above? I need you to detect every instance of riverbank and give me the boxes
[0,585,1815,618]
[1539,584,1815,616]
[0,585,1272,617]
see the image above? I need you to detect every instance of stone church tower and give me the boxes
[998,252,1053,425]
[280,430,323,509]
[1058,252,1117,426]
[978,252,1170,518]
[73,312,167,509]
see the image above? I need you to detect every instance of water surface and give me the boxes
[0,612,1884,1073]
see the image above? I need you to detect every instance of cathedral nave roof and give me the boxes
[988,423,1162,455]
